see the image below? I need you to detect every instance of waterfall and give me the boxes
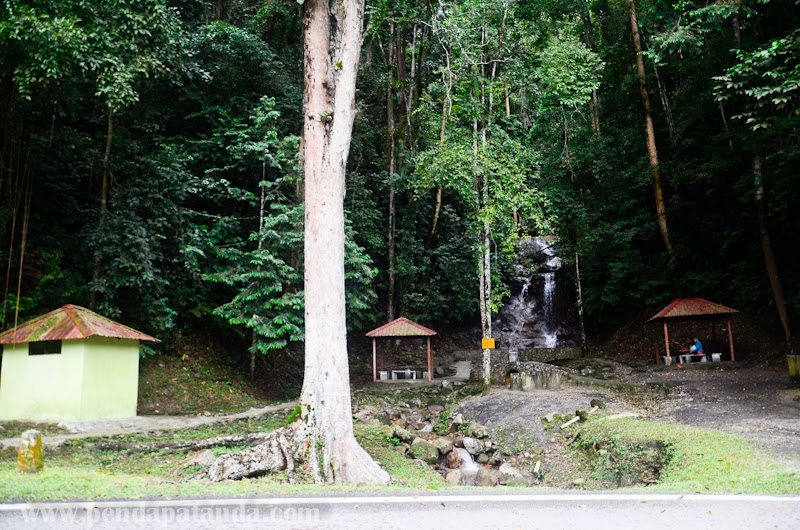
[507,272,531,362]
[542,272,558,348]
[453,448,479,485]
[494,237,579,352]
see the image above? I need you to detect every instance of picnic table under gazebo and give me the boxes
[648,298,738,365]
[366,317,436,382]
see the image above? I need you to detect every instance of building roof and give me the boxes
[365,317,437,338]
[648,298,738,322]
[0,304,159,344]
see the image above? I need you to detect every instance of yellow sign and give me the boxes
[481,338,495,349]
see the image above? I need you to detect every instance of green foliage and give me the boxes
[201,97,304,355]
[1,1,177,110]
[1,0,799,375]
[714,28,800,131]
[537,32,604,107]
[285,405,302,425]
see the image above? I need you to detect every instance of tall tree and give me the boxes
[628,0,672,256]
[297,0,389,484]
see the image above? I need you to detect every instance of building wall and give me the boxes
[0,338,140,421]
[79,337,139,420]
[0,342,85,421]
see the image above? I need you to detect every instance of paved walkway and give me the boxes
[0,401,296,449]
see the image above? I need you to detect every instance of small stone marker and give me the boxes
[17,429,44,473]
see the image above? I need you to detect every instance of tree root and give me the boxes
[95,433,273,454]
[200,427,297,482]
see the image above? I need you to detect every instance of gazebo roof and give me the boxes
[0,304,159,344]
[365,317,437,338]
[648,298,738,322]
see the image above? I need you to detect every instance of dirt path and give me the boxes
[627,364,800,465]
[0,401,296,450]
[455,362,800,472]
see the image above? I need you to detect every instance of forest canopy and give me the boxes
[1,0,797,371]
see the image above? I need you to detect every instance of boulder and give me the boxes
[184,449,216,469]
[488,450,505,465]
[445,450,464,469]
[452,434,465,448]
[410,437,440,464]
[428,404,445,414]
[476,453,490,465]
[445,469,465,485]
[465,422,489,439]
[431,437,454,455]
[499,463,524,481]
[474,468,503,487]
[391,425,415,443]
[462,437,483,456]
[353,406,380,425]
[590,398,606,409]
[452,413,465,425]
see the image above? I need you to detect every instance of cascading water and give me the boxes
[494,237,578,354]
[453,448,479,485]
[542,272,558,348]
[506,271,532,362]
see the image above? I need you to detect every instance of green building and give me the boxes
[0,305,158,421]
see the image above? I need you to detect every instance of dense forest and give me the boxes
[1,0,798,374]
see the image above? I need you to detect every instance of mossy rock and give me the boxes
[410,438,440,464]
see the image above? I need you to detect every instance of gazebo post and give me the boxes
[727,318,735,362]
[372,338,377,382]
[663,321,671,364]
[427,337,432,382]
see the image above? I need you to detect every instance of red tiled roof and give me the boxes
[648,298,738,322]
[0,304,159,344]
[366,317,437,338]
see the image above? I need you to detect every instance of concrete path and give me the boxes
[0,401,297,450]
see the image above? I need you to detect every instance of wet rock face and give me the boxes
[446,450,464,469]
[492,237,580,352]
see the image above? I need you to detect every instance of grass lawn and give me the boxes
[1,411,797,501]
[572,417,800,495]
[0,422,446,502]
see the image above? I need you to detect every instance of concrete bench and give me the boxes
[391,369,420,380]
[678,353,707,363]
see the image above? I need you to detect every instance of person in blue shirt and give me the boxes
[689,338,704,354]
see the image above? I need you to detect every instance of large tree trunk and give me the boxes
[429,46,452,242]
[753,156,792,348]
[298,0,389,485]
[91,108,114,306]
[386,23,397,322]
[581,6,601,133]
[628,0,672,256]
[728,18,792,351]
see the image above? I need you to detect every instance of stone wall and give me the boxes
[516,347,583,363]
[469,347,581,385]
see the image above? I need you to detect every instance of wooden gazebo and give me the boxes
[366,317,437,382]
[648,298,739,364]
